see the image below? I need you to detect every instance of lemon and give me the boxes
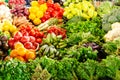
[36,11,44,18]
[31,1,39,7]
[33,18,41,25]
[29,13,36,20]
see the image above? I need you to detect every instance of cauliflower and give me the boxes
[111,22,120,29]
[104,22,120,41]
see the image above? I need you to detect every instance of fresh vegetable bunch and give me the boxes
[8,25,44,50]
[65,17,105,38]
[9,42,36,62]
[63,1,97,19]
[10,5,29,17]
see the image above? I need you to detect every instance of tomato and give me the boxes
[33,42,39,50]
[26,26,32,31]
[47,7,54,13]
[36,38,42,43]
[41,17,46,23]
[24,42,33,49]
[44,15,51,20]
[8,38,16,49]
[58,8,64,16]
[53,3,61,10]
[29,29,36,36]
[51,11,59,17]
[29,36,36,43]
[14,32,23,41]
[35,31,41,38]
[47,2,53,7]
[22,31,29,36]
[20,36,30,43]
[40,32,44,38]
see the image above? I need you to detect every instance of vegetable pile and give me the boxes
[0,0,120,80]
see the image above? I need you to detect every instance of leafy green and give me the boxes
[66,46,98,62]
[66,32,100,46]
[40,56,79,80]
[75,59,98,80]
[0,59,30,80]
[65,17,105,38]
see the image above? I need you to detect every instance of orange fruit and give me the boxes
[15,56,25,62]
[10,49,18,58]
[16,47,26,57]
[14,42,24,49]
[25,50,36,60]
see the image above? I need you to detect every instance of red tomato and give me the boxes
[8,38,16,49]
[47,1,53,7]
[40,32,44,38]
[44,14,51,20]
[41,18,46,23]
[20,36,30,43]
[47,7,54,13]
[35,32,41,38]
[26,26,32,31]
[36,38,42,43]
[29,36,36,43]
[24,42,33,49]
[22,31,29,36]
[53,3,61,10]
[14,32,23,41]
[29,30,36,36]
[51,11,59,17]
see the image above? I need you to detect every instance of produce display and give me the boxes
[1,0,120,80]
